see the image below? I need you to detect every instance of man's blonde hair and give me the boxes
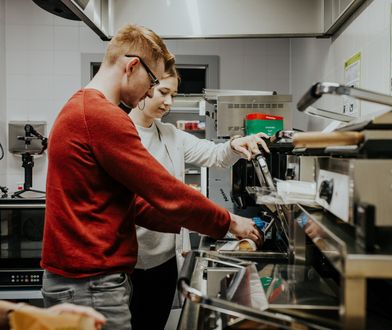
[104,24,175,70]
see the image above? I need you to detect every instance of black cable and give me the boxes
[0,141,4,160]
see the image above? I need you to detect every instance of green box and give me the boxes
[245,119,283,136]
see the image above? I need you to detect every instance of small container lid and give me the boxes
[246,113,283,120]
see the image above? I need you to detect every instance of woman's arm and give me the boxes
[180,129,269,168]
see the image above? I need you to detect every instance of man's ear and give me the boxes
[125,58,139,75]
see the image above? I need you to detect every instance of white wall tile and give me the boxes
[218,39,245,56]
[53,75,81,101]
[26,75,54,101]
[220,55,244,89]
[6,51,28,75]
[54,16,81,27]
[242,54,268,90]
[27,51,54,75]
[25,100,56,122]
[6,0,53,26]
[7,24,54,51]
[265,39,290,56]
[54,51,80,75]
[164,40,178,54]
[242,39,269,56]
[26,25,54,51]
[362,30,390,93]
[79,26,107,53]
[6,99,30,121]
[6,74,28,99]
[54,26,80,51]
[5,24,29,50]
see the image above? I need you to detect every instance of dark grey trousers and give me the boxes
[42,270,132,330]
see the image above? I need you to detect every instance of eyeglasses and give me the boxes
[125,54,160,88]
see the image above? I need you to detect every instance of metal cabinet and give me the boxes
[324,0,366,35]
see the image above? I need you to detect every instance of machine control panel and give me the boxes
[318,179,334,204]
[316,170,350,222]
[0,270,43,288]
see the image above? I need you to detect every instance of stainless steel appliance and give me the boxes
[177,83,392,330]
[0,199,44,288]
[203,90,293,214]
[204,90,292,138]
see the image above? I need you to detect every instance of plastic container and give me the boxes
[245,113,283,136]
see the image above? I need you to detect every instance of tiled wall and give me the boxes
[0,0,6,185]
[291,0,392,131]
[2,0,291,193]
[4,0,107,192]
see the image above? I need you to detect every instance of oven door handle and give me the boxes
[0,204,45,208]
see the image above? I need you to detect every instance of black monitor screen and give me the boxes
[177,67,206,94]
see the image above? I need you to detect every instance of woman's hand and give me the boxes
[228,213,262,247]
[48,303,106,330]
[230,132,270,160]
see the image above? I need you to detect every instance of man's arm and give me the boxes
[134,196,262,245]
[87,104,230,238]
[133,195,182,234]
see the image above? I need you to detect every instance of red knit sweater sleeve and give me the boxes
[133,195,181,233]
[84,91,230,239]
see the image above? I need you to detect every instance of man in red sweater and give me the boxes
[41,24,262,329]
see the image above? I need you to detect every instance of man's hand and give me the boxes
[230,132,270,160]
[228,213,262,246]
[48,303,106,330]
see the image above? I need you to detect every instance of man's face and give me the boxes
[120,57,165,109]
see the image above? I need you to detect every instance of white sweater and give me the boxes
[134,120,241,269]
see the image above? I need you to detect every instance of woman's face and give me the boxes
[140,76,178,120]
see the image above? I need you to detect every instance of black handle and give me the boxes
[177,250,197,291]
[297,82,322,112]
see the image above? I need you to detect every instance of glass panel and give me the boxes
[0,209,44,259]
[177,67,206,94]
[264,264,338,308]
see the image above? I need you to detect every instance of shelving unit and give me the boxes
[162,95,207,195]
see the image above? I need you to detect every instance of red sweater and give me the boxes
[41,89,230,278]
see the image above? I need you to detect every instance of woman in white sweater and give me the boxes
[129,66,268,330]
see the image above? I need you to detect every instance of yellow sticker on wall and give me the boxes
[343,52,361,117]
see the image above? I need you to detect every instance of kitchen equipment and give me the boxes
[204,90,292,138]
[297,82,392,113]
[294,82,392,230]
[177,83,392,330]
[8,122,47,198]
[292,82,392,329]
[252,154,276,192]
[0,199,45,287]
[177,250,339,330]
[202,90,291,214]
